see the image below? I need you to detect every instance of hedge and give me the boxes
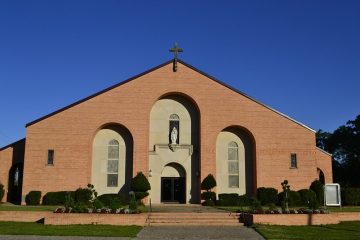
[42,191,75,205]
[97,193,130,207]
[25,191,41,205]
[310,180,324,205]
[201,191,216,201]
[74,188,92,204]
[0,183,4,202]
[217,193,251,206]
[298,189,318,208]
[342,188,360,205]
[278,190,301,207]
[257,187,278,205]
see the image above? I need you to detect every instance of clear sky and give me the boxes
[0,0,359,147]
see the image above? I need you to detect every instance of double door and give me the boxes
[161,177,185,203]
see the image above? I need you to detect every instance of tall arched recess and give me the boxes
[216,126,256,197]
[91,124,133,196]
[148,94,200,204]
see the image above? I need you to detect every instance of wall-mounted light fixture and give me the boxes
[149,169,153,177]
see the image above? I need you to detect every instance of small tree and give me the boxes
[201,174,217,192]
[201,174,217,205]
[0,183,4,202]
[131,172,151,201]
[281,180,290,212]
[310,180,324,206]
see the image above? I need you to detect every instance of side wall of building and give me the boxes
[0,139,25,203]
[21,62,331,202]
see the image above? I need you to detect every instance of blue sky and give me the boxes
[0,0,359,147]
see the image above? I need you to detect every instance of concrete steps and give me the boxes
[147,212,241,226]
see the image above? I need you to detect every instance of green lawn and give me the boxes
[0,222,142,237]
[0,205,57,211]
[215,206,360,213]
[328,206,360,212]
[255,221,360,240]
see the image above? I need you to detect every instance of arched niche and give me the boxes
[91,124,133,196]
[148,93,200,204]
[161,163,186,203]
[317,168,325,184]
[216,126,256,197]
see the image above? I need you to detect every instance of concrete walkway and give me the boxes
[135,226,265,240]
[0,226,264,240]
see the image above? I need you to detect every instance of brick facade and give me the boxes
[0,60,332,203]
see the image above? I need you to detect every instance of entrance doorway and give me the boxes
[161,177,185,203]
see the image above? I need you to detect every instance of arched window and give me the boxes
[169,114,180,144]
[107,139,119,187]
[228,141,239,188]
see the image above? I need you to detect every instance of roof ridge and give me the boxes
[25,58,315,133]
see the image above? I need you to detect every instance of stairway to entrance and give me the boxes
[146,204,241,226]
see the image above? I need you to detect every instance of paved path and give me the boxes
[0,237,130,240]
[135,226,265,240]
[0,226,264,240]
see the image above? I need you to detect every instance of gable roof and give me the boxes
[0,138,25,151]
[25,59,315,132]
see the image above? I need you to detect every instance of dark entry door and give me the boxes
[161,177,185,203]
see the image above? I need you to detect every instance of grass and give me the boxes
[0,221,142,237]
[215,205,360,213]
[328,206,360,212]
[0,204,57,212]
[255,221,360,240]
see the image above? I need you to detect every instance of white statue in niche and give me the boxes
[14,167,19,187]
[171,127,178,144]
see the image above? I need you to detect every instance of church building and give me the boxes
[0,55,332,204]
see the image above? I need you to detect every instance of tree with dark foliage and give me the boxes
[316,115,360,187]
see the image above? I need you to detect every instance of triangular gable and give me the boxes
[25,59,315,132]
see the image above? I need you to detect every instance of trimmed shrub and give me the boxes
[97,193,129,207]
[131,172,151,192]
[201,174,217,191]
[217,193,251,206]
[135,192,149,200]
[342,188,360,205]
[298,189,318,208]
[25,191,41,205]
[202,199,215,206]
[278,190,301,207]
[131,172,151,201]
[310,180,324,205]
[0,183,4,202]
[218,193,239,206]
[74,188,92,204]
[201,191,216,202]
[257,187,278,205]
[239,194,251,206]
[42,191,75,205]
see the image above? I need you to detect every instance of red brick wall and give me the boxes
[0,147,12,201]
[243,212,360,226]
[21,61,332,201]
[316,148,333,183]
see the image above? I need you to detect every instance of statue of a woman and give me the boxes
[14,167,19,187]
[171,127,178,144]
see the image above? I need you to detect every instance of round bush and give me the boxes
[257,187,278,205]
[134,191,149,200]
[131,172,151,192]
[25,191,41,205]
[201,191,216,201]
[75,188,92,204]
[278,190,301,207]
[201,174,217,191]
[0,183,4,202]
[42,191,75,205]
[310,180,324,205]
[298,189,318,207]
